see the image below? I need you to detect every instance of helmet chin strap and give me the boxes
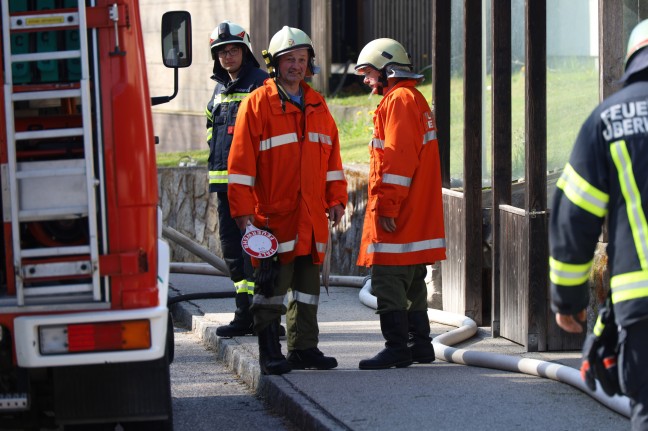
[373,70,389,95]
[260,50,290,110]
[271,74,294,112]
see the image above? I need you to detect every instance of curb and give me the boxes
[170,301,349,431]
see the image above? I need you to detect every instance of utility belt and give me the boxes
[580,292,622,396]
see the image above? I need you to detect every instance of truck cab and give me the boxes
[0,2,191,429]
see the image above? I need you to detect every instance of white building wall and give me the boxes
[140,0,252,153]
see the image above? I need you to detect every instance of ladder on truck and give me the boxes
[1,1,103,306]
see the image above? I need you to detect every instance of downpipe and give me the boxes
[358,276,631,419]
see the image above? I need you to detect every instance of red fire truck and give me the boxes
[0,1,191,429]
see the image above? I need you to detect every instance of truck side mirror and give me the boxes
[161,11,192,68]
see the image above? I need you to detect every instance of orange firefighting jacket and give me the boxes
[228,79,348,264]
[357,79,446,267]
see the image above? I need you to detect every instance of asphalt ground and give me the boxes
[168,272,630,431]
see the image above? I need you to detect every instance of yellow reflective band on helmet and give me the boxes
[611,270,648,303]
[549,257,592,286]
[611,140,648,270]
[556,163,609,218]
[209,170,228,184]
[593,314,605,337]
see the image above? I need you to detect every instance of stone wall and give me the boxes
[158,165,442,307]
[158,165,370,277]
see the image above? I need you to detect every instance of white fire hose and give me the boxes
[358,277,631,419]
[163,230,631,420]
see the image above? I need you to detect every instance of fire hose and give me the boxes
[162,225,630,418]
[358,276,631,419]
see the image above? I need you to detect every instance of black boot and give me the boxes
[216,292,254,337]
[258,320,292,375]
[287,348,338,370]
[408,310,435,364]
[359,311,413,370]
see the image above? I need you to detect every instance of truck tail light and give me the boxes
[39,320,151,355]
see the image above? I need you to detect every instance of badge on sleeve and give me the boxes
[241,224,278,258]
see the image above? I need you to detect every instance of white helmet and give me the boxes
[355,38,422,80]
[209,21,259,67]
[626,19,648,69]
[267,26,319,76]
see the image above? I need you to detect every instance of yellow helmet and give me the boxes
[267,26,319,76]
[626,19,648,70]
[209,21,259,67]
[355,38,412,73]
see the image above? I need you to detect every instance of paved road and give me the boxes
[171,328,296,431]
[169,272,630,431]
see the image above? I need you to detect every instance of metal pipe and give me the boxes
[170,262,227,276]
[169,261,366,289]
[162,226,230,275]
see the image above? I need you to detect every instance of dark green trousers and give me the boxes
[372,264,428,314]
[250,256,320,351]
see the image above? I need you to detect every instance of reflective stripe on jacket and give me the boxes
[205,65,268,193]
[549,80,648,327]
[357,80,446,267]
[228,79,348,264]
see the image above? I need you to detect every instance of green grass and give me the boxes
[327,91,376,107]
[157,68,599,175]
[335,110,374,163]
[448,66,599,180]
[157,149,208,168]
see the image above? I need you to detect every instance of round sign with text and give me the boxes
[241,226,278,258]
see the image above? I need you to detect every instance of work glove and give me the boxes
[580,298,621,396]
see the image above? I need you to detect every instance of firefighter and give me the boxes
[550,19,648,430]
[228,26,348,375]
[354,39,446,370]
[205,21,269,337]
